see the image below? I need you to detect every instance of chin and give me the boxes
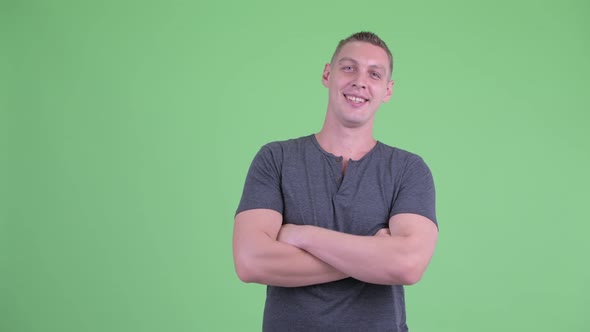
[340,117,371,128]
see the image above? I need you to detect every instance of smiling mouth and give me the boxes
[344,94,368,104]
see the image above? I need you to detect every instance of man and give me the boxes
[233,31,438,332]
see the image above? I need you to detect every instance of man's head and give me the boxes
[322,32,394,129]
[330,32,393,78]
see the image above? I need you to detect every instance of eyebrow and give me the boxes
[338,57,386,72]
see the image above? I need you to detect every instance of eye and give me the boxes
[342,66,354,72]
[371,72,382,79]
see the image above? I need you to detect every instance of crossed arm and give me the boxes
[232,209,438,287]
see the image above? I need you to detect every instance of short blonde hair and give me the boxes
[330,31,393,76]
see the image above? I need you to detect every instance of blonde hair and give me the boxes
[331,31,393,76]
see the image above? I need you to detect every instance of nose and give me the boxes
[351,73,368,89]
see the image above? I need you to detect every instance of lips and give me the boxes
[344,94,368,105]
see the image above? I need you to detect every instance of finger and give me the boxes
[375,228,391,236]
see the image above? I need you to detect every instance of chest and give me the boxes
[280,156,396,235]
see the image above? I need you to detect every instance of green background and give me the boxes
[2,0,589,331]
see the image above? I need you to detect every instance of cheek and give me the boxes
[375,84,389,94]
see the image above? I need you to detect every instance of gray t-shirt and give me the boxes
[237,134,437,332]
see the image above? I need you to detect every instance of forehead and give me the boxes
[334,41,390,69]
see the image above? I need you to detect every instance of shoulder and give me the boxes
[257,135,315,158]
[250,135,315,166]
[262,135,314,150]
[375,142,430,169]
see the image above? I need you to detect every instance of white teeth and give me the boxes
[346,95,366,103]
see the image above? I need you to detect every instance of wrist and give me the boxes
[294,225,316,250]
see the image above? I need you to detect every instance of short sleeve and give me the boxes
[236,144,284,216]
[390,156,437,226]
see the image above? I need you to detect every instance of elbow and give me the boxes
[387,261,426,286]
[235,267,257,284]
[235,264,253,283]
[398,270,423,286]
[234,255,261,284]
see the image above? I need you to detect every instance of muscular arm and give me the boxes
[232,209,348,287]
[279,213,438,285]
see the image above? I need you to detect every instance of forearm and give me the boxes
[235,236,347,287]
[233,210,348,287]
[286,225,421,285]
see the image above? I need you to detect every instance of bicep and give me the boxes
[234,209,283,244]
[390,156,437,227]
[389,213,438,259]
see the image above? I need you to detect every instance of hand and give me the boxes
[277,224,304,247]
[374,228,391,237]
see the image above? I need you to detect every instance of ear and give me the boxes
[321,63,331,88]
[383,79,394,102]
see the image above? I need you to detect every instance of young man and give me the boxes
[233,32,438,332]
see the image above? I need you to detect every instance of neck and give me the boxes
[315,123,377,161]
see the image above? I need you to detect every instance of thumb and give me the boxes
[374,228,391,237]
